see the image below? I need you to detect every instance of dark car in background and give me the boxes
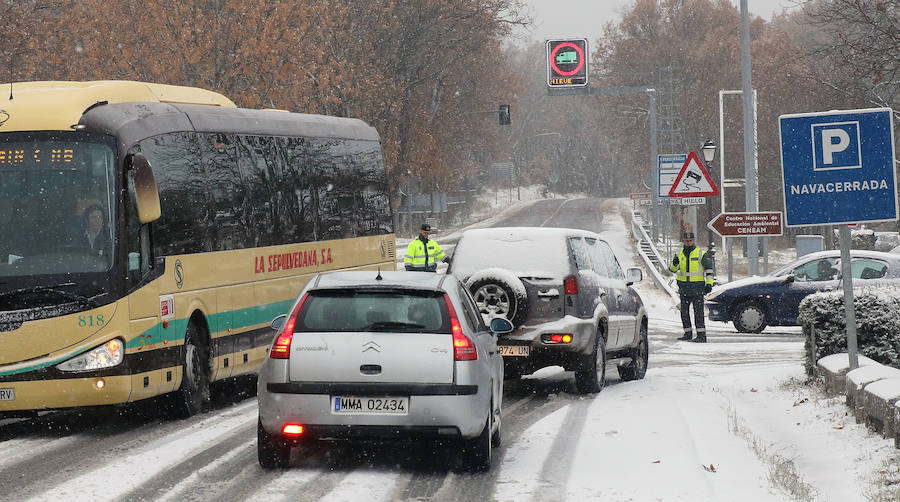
[706,250,900,333]
[448,227,648,394]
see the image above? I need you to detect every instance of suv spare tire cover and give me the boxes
[466,268,530,328]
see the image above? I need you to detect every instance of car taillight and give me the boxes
[564,275,579,295]
[542,334,573,344]
[270,293,309,359]
[444,294,477,361]
[282,424,304,436]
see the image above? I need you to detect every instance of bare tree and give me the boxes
[797,0,900,109]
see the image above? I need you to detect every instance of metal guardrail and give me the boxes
[631,211,678,299]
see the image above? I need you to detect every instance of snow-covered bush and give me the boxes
[798,285,900,375]
[874,232,900,252]
[830,227,880,249]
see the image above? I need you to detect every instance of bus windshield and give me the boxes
[0,132,117,281]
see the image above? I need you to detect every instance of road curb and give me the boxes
[816,353,900,446]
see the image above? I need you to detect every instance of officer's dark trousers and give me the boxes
[679,295,706,336]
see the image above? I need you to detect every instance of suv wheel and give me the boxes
[575,331,606,394]
[468,273,529,327]
[618,322,648,381]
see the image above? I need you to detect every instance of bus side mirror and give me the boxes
[127,153,161,223]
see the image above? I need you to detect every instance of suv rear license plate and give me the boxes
[0,388,14,401]
[499,345,530,357]
[331,396,409,416]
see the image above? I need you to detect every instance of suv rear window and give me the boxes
[296,290,449,333]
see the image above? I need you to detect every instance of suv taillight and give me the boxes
[564,275,579,295]
[444,294,477,361]
[270,293,309,359]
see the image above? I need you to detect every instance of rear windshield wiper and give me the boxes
[0,284,100,306]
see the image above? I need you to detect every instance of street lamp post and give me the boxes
[701,138,717,275]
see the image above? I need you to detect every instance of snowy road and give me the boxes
[2,197,897,501]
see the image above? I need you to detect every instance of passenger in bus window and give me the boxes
[82,204,110,257]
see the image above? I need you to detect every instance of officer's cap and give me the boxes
[682,231,695,240]
[420,223,432,232]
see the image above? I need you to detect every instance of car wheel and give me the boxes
[618,321,648,381]
[733,302,767,333]
[168,321,211,418]
[490,398,502,448]
[575,330,606,394]
[467,272,529,327]
[461,416,492,472]
[257,419,291,468]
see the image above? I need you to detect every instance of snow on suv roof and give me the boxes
[451,227,596,280]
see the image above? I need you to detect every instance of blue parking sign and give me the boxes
[780,108,896,226]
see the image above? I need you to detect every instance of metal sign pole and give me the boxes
[839,224,860,369]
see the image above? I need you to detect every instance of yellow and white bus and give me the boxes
[0,81,396,417]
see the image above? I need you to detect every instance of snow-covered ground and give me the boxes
[4,193,900,501]
[563,199,900,501]
[407,192,900,500]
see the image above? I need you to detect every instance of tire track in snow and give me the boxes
[23,401,257,502]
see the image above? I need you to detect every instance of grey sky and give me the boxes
[521,0,800,45]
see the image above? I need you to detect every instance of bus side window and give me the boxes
[126,168,152,287]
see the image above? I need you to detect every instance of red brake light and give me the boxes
[282,424,304,436]
[270,293,309,359]
[564,275,579,295]
[444,294,477,361]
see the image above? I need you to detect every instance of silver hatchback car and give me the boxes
[257,270,511,471]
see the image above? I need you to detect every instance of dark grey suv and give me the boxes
[448,227,649,393]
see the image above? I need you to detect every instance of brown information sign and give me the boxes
[708,212,783,237]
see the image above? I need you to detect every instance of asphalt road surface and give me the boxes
[1,197,829,502]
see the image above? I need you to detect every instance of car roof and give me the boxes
[308,270,455,291]
[796,249,900,261]
[460,226,600,240]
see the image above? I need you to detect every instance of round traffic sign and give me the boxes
[550,42,585,77]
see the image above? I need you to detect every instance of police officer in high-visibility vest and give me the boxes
[669,231,715,342]
[404,223,449,272]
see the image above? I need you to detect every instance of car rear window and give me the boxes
[296,290,450,333]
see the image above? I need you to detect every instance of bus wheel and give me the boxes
[170,321,211,418]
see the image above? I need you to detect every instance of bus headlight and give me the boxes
[57,339,124,372]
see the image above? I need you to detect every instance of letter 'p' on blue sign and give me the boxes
[780,108,897,227]
[812,122,861,171]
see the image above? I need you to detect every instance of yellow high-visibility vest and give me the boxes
[669,247,714,286]
[404,238,446,271]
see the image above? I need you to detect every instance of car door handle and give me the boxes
[538,290,560,299]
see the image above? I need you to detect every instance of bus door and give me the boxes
[125,174,165,398]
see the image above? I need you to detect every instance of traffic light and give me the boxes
[499,104,510,125]
[546,39,588,88]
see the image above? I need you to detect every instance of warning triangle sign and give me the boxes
[668,151,719,197]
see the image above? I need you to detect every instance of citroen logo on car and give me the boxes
[362,341,381,353]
